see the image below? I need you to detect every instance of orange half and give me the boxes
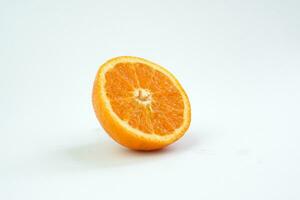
[92,56,191,150]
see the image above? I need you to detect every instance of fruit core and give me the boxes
[134,88,152,105]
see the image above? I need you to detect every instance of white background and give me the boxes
[1,0,300,199]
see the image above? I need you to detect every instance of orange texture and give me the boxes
[92,56,191,150]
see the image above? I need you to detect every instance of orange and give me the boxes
[92,56,191,150]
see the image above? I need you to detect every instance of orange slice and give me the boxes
[92,56,191,150]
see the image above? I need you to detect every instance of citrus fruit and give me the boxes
[92,56,191,150]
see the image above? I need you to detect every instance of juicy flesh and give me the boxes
[105,62,184,135]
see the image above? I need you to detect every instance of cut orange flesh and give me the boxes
[92,56,191,150]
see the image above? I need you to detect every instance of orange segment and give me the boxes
[92,56,191,150]
[134,63,155,89]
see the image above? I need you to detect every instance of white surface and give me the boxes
[1,0,300,199]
